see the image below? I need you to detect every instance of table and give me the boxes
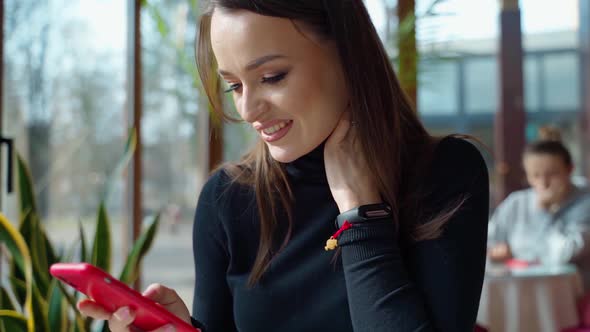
[477,264,583,332]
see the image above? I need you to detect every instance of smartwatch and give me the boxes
[335,203,393,228]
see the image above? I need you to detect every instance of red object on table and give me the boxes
[505,258,535,269]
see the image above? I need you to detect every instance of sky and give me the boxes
[74,0,580,51]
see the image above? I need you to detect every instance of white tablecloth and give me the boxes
[477,264,583,332]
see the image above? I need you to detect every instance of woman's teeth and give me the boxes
[263,121,290,135]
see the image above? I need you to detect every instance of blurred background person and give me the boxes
[488,134,590,290]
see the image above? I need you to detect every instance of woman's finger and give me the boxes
[149,324,176,332]
[108,306,135,332]
[77,299,111,320]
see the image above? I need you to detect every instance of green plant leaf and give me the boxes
[90,203,111,273]
[32,217,50,296]
[100,320,110,332]
[146,3,169,37]
[32,284,49,332]
[0,310,28,332]
[16,154,37,221]
[8,276,26,307]
[52,246,87,331]
[18,212,50,297]
[0,287,16,310]
[42,230,58,267]
[0,213,34,332]
[73,317,88,332]
[48,279,67,332]
[101,128,137,203]
[55,282,81,318]
[9,256,25,284]
[61,235,80,264]
[119,214,160,284]
[83,316,92,332]
[79,222,87,263]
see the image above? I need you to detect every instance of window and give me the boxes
[464,57,498,113]
[542,53,580,111]
[418,60,460,115]
[4,0,126,222]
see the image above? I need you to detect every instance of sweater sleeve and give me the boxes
[487,192,520,244]
[338,138,489,332]
[191,171,237,332]
[542,197,590,264]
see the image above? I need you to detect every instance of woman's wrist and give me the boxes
[337,195,382,213]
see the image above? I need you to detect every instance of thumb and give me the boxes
[142,284,191,323]
[143,283,178,305]
[149,324,176,332]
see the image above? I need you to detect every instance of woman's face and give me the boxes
[523,153,573,205]
[210,9,349,163]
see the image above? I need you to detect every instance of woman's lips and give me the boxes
[260,120,293,142]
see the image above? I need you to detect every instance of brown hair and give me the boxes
[524,140,573,167]
[524,126,572,167]
[197,0,456,286]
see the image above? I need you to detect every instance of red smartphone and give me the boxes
[49,263,199,332]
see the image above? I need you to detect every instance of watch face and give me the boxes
[364,209,391,218]
[359,204,392,219]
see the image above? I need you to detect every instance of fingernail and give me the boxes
[114,307,130,321]
[165,325,176,332]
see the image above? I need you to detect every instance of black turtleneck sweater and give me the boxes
[191,137,489,332]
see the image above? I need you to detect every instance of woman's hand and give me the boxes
[77,283,191,332]
[324,112,381,213]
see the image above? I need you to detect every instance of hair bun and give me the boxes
[538,126,562,142]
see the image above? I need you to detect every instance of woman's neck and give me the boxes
[284,143,328,184]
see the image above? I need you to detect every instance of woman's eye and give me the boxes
[224,83,242,94]
[261,72,287,84]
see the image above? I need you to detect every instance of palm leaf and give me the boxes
[8,276,26,307]
[18,212,50,297]
[48,279,67,332]
[16,154,36,221]
[31,284,49,332]
[0,287,16,311]
[145,1,170,37]
[79,222,87,262]
[42,230,58,268]
[0,310,28,332]
[0,214,34,332]
[90,203,111,273]
[57,282,92,332]
[101,128,137,203]
[119,214,160,284]
[30,215,50,296]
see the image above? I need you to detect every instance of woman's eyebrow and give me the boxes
[218,54,287,76]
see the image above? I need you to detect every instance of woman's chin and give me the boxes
[267,146,301,163]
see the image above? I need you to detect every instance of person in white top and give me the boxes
[488,139,590,289]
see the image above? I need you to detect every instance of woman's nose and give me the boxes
[239,88,266,123]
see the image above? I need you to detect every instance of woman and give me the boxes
[78,1,489,331]
[488,139,590,288]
